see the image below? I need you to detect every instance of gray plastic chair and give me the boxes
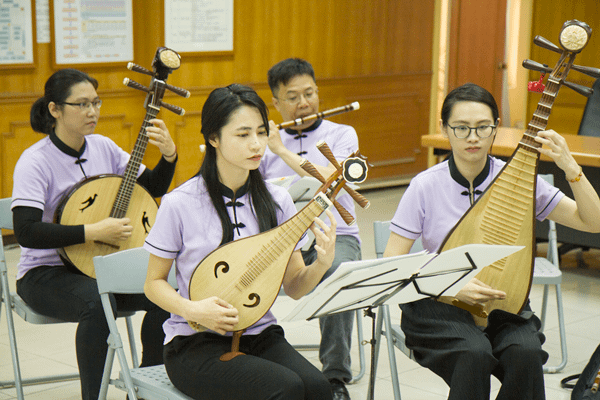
[94,247,192,400]
[0,197,138,399]
[371,174,567,400]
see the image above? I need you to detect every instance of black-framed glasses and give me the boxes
[447,124,497,139]
[62,100,103,111]
[278,88,318,105]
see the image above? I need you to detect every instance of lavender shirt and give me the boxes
[260,119,361,242]
[143,176,307,344]
[11,133,143,279]
[390,156,564,253]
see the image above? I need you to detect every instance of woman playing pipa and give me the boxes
[143,84,336,400]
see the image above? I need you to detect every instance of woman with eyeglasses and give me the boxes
[10,68,177,400]
[384,83,600,400]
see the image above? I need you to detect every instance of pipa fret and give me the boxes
[235,200,326,290]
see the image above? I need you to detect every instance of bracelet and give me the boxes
[567,166,583,183]
[164,146,177,159]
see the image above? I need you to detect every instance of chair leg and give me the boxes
[350,309,366,384]
[125,316,139,367]
[1,268,25,400]
[382,305,402,400]
[540,284,550,331]
[543,284,568,373]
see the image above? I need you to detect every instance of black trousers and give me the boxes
[400,299,548,400]
[17,265,168,400]
[164,325,332,400]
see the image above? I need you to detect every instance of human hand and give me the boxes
[146,119,177,161]
[454,278,506,306]
[186,296,239,335]
[267,120,286,155]
[535,130,580,180]
[310,210,337,269]
[85,217,132,244]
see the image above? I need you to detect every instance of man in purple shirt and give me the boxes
[260,58,361,400]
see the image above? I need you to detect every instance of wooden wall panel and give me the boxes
[527,0,600,135]
[0,0,435,199]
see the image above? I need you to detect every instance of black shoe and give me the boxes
[330,378,351,400]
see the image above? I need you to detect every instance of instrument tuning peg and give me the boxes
[159,101,186,116]
[522,59,552,73]
[571,64,600,79]
[533,35,562,54]
[165,83,191,98]
[123,78,150,93]
[563,81,594,97]
[300,159,326,183]
[127,62,154,77]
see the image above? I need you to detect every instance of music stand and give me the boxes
[283,243,524,400]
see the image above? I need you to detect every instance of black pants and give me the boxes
[400,299,548,400]
[164,325,332,400]
[17,265,168,400]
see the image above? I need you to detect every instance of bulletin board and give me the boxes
[50,0,133,67]
[164,0,233,55]
[1,0,36,69]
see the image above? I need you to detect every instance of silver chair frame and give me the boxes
[0,197,138,399]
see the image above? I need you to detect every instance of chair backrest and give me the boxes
[538,174,559,264]
[0,198,13,230]
[577,78,600,137]
[94,247,178,295]
[373,221,391,258]
[1,198,13,276]
[373,220,423,258]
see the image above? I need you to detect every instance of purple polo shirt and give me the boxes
[143,176,307,343]
[11,133,143,279]
[260,119,361,242]
[390,156,564,253]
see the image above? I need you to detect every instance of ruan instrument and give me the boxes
[188,142,370,361]
[276,101,360,129]
[54,47,190,278]
[438,20,600,326]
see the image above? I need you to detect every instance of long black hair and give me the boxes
[440,83,499,126]
[30,69,98,134]
[198,83,279,245]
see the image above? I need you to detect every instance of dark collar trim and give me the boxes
[448,154,491,189]
[49,130,86,158]
[219,178,250,199]
[284,118,322,136]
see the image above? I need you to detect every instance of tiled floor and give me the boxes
[2,185,600,399]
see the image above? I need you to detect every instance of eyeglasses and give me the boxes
[447,124,497,139]
[62,100,103,111]
[278,89,318,105]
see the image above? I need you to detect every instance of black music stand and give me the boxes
[283,243,524,400]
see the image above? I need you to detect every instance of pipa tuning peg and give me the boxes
[571,64,600,79]
[522,59,552,73]
[563,81,594,97]
[533,35,562,53]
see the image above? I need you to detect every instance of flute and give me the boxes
[198,102,360,153]
[277,102,360,129]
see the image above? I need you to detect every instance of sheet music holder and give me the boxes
[283,243,523,400]
[283,243,524,322]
